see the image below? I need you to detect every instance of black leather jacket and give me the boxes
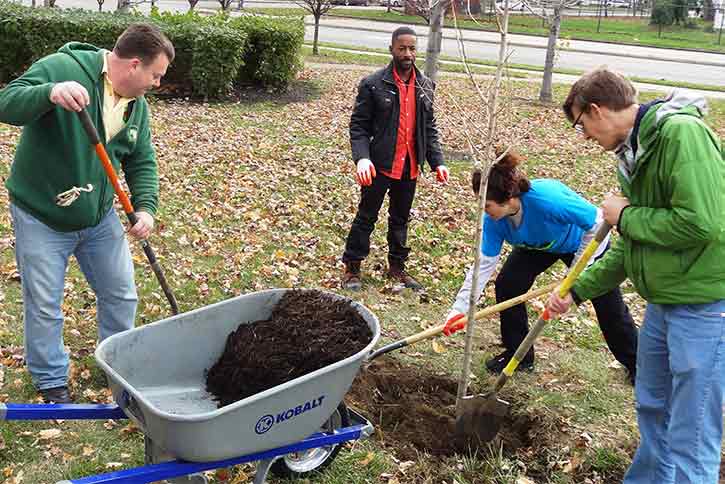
[349,63,444,173]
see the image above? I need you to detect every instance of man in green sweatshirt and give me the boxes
[549,69,725,484]
[0,23,174,403]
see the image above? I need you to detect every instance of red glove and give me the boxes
[355,159,376,186]
[443,312,466,336]
[435,165,449,184]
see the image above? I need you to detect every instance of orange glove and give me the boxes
[435,165,449,184]
[442,312,466,336]
[355,158,376,186]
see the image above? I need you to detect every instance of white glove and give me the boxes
[355,158,376,186]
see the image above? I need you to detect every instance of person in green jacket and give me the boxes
[0,23,174,404]
[549,68,725,484]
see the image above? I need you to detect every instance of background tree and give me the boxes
[188,0,200,9]
[218,0,234,10]
[97,0,104,11]
[425,0,448,80]
[650,0,674,36]
[293,0,336,55]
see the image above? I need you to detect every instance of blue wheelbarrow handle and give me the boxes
[54,422,371,484]
[0,403,127,421]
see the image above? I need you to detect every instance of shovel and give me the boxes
[77,109,179,316]
[456,222,612,443]
[368,281,560,362]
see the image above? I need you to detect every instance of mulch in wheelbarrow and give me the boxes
[206,289,372,407]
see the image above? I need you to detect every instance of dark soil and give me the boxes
[206,289,372,407]
[346,357,536,461]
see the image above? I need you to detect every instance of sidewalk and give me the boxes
[310,16,725,68]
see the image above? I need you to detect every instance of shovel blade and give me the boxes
[455,393,511,443]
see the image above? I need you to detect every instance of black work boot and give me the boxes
[342,261,362,291]
[386,262,423,291]
[39,385,73,404]
[485,349,534,375]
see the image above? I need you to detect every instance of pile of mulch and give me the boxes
[206,289,373,407]
[345,358,536,460]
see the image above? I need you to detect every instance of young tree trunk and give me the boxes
[98,0,103,11]
[313,15,321,55]
[456,0,511,408]
[539,5,562,103]
[387,0,392,12]
[425,0,445,81]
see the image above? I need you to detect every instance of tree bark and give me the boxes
[425,0,445,81]
[313,15,321,55]
[539,4,562,103]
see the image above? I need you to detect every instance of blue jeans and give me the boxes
[10,203,137,390]
[624,301,725,484]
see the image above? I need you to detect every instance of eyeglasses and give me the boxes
[572,108,585,135]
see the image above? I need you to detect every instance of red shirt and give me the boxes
[381,66,418,180]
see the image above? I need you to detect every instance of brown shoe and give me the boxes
[342,261,362,291]
[387,263,423,291]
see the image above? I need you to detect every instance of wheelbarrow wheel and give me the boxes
[269,402,350,478]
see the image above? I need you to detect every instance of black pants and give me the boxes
[495,247,638,374]
[342,168,417,266]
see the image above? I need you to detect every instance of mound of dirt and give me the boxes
[346,358,536,460]
[206,289,372,407]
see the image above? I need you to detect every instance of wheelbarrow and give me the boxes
[1,289,380,484]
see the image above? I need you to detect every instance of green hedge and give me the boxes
[0,2,304,98]
[228,16,304,88]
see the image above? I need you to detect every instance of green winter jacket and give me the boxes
[0,42,158,232]
[573,91,725,305]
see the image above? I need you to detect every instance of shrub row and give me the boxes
[0,2,304,98]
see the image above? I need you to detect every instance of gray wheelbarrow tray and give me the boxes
[94,288,380,463]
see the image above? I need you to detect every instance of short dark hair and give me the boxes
[563,67,637,123]
[113,23,175,65]
[392,26,416,44]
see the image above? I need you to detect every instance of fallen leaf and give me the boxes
[358,451,375,466]
[80,369,92,380]
[431,340,446,354]
[82,446,95,457]
[105,462,123,469]
[38,429,62,440]
[516,477,536,484]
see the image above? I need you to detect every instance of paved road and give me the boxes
[307,17,725,86]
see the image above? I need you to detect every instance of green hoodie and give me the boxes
[573,90,725,305]
[0,42,158,232]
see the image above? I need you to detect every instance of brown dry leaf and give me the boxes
[80,369,92,380]
[9,470,23,484]
[103,420,118,430]
[105,462,124,469]
[120,423,140,436]
[431,340,446,354]
[82,446,95,457]
[228,469,249,484]
[516,477,536,484]
[0,364,4,387]
[38,428,62,440]
[358,451,375,466]
[3,466,13,478]
[215,468,231,481]
[0,435,5,451]
[398,460,415,473]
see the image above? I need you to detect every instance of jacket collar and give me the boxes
[382,61,425,86]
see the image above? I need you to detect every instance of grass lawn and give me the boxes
[248,6,725,53]
[1,66,724,483]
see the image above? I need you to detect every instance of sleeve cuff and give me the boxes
[616,205,631,235]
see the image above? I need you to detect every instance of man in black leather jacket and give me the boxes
[342,26,448,292]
